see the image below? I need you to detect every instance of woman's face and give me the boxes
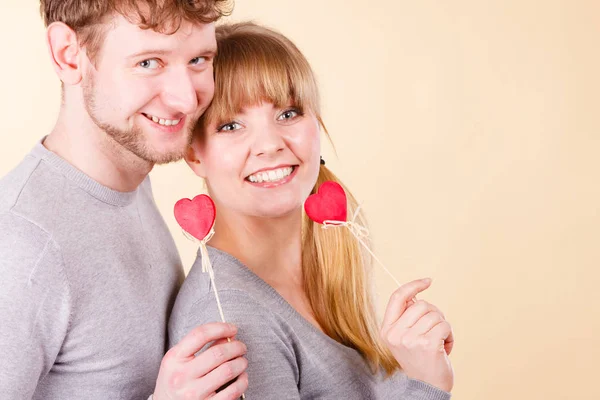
[188,102,321,219]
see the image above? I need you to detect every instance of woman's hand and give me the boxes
[380,278,454,392]
[153,322,248,400]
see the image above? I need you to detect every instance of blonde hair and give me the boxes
[199,21,398,374]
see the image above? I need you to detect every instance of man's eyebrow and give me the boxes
[127,46,218,60]
[204,46,218,57]
[127,49,172,60]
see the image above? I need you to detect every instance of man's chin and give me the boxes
[99,120,193,165]
[136,131,192,164]
[136,144,187,165]
[150,151,186,165]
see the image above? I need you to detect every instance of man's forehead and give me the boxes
[103,14,216,53]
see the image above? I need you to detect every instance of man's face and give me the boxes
[82,16,216,164]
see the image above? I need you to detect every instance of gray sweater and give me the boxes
[169,247,452,400]
[0,142,184,399]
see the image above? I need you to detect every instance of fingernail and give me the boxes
[422,278,432,284]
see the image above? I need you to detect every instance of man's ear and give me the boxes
[46,22,83,85]
[184,144,207,178]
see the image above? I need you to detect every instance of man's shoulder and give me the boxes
[1,154,41,209]
[0,154,67,259]
[0,210,67,294]
[1,149,76,234]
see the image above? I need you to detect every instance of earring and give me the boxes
[320,156,326,165]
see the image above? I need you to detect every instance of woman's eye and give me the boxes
[139,59,160,69]
[217,122,242,132]
[278,109,299,121]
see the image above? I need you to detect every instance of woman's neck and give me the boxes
[209,205,323,331]
[209,208,303,286]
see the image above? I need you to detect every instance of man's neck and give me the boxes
[44,107,153,193]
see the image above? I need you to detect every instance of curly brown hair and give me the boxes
[40,0,232,62]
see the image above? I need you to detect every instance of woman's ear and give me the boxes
[184,144,207,178]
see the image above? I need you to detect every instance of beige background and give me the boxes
[2,1,599,399]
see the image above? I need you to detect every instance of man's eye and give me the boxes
[190,57,207,66]
[139,59,160,69]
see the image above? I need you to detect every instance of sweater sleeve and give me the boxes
[0,212,71,399]
[169,289,301,399]
[403,378,452,400]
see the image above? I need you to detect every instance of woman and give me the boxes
[169,22,454,399]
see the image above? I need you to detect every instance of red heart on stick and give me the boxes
[174,194,216,241]
[304,181,347,224]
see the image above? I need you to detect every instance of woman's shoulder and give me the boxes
[172,246,295,327]
[181,246,272,297]
[169,246,300,348]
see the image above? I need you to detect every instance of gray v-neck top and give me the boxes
[169,246,451,400]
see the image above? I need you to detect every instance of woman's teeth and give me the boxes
[145,114,181,126]
[247,167,294,183]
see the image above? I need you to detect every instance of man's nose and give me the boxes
[160,68,199,115]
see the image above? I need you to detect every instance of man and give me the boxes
[0,1,247,399]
